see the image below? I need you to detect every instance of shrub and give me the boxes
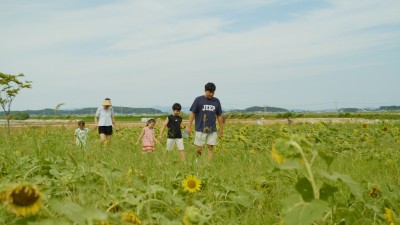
[13,112,30,120]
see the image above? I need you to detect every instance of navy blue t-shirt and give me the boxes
[189,95,222,133]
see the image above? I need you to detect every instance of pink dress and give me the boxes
[142,127,155,152]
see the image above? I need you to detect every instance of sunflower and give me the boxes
[99,221,111,225]
[182,175,202,193]
[7,184,42,216]
[384,208,395,225]
[271,144,286,164]
[0,189,8,203]
[121,211,142,225]
[368,184,381,198]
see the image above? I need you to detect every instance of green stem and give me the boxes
[23,165,43,181]
[291,141,319,199]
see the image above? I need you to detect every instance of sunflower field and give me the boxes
[0,120,400,225]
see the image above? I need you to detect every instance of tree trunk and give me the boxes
[6,117,10,134]
[5,111,11,134]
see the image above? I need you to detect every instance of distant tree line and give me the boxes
[0,106,164,117]
[3,105,399,119]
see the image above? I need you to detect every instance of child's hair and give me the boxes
[205,82,216,92]
[78,120,85,126]
[172,103,182,111]
[146,118,156,126]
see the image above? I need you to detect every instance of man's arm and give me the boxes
[186,112,195,135]
[217,114,224,137]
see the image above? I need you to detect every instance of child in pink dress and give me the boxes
[136,119,158,153]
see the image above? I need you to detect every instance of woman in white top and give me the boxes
[95,98,117,146]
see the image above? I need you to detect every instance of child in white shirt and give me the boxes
[75,120,89,148]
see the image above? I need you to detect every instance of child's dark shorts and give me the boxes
[98,126,113,135]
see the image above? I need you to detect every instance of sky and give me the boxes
[1,0,400,111]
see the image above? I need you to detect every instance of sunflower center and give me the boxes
[11,186,40,206]
[187,180,197,189]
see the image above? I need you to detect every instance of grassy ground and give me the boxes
[0,121,399,224]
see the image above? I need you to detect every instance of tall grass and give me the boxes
[0,121,399,224]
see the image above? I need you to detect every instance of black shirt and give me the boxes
[167,114,183,138]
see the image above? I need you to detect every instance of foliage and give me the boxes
[222,112,400,120]
[53,103,65,116]
[13,112,30,120]
[0,72,32,132]
[0,121,399,224]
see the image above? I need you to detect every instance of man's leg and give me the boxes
[207,145,214,161]
[194,132,205,162]
[205,132,218,161]
[196,145,203,157]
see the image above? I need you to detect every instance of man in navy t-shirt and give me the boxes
[186,82,224,162]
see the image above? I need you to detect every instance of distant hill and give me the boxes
[2,104,396,117]
[379,105,400,111]
[228,106,288,113]
[0,106,165,116]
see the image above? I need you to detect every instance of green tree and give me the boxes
[14,112,30,120]
[0,72,32,133]
[54,102,65,117]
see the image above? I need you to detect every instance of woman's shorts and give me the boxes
[98,126,113,135]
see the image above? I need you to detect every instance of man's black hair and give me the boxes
[205,82,216,92]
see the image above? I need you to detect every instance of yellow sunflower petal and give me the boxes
[182,175,202,193]
[121,211,142,225]
[7,184,42,216]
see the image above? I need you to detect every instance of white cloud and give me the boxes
[1,0,399,110]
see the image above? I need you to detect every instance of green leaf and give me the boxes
[319,171,363,200]
[148,184,167,194]
[51,200,107,225]
[317,150,334,168]
[28,219,70,225]
[277,159,304,170]
[319,182,338,201]
[51,201,86,225]
[80,208,108,222]
[334,206,373,225]
[274,136,302,158]
[295,177,314,202]
[282,194,330,225]
[230,193,252,207]
[48,168,61,179]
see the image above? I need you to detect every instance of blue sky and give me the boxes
[1,0,399,111]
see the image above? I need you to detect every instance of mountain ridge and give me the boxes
[1,105,398,116]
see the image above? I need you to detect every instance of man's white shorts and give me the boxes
[166,138,184,151]
[194,132,218,146]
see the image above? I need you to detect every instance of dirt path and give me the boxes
[1,117,391,129]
